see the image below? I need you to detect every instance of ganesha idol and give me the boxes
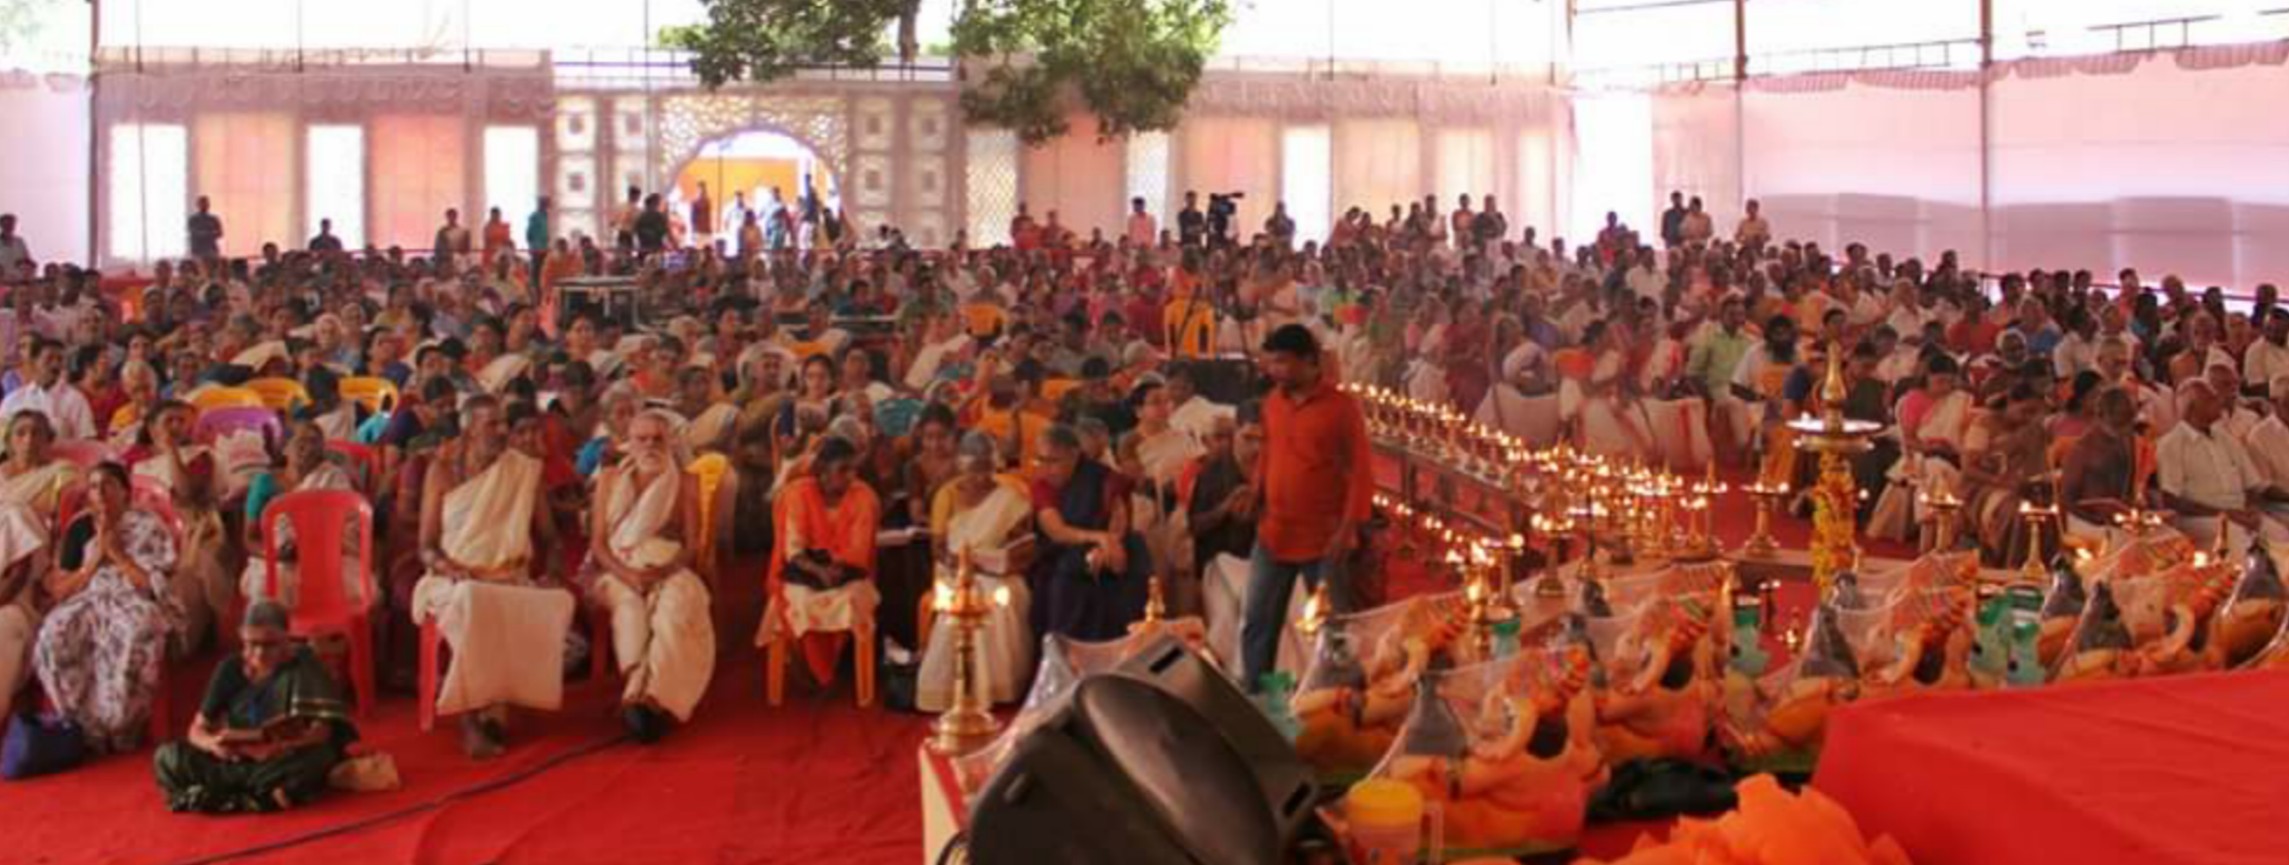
[2050,538,2244,682]
[1586,596,1721,765]
[1291,592,1474,780]
[1367,649,1601,857]
[2043,532,2196,669]
[1822,557,1979,701]
[1723,602,1858,772]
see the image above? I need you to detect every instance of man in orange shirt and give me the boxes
[1242,324,1373,691]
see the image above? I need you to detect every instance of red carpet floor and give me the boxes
[0,656,931,865]
[0,461,1881,865]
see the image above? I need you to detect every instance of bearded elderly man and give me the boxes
[585,409,714,743]
[2156,379,2289,556]
[414,395,573,759]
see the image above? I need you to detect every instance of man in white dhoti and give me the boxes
[2157,379,2289,554]
[413,395,572,759]
[586,410,714,742]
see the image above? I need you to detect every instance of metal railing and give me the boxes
[1750,38,1982,75]
[2090,15,2223,53]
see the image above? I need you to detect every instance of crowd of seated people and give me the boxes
[0,178,2283,810]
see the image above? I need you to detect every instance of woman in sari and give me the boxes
[1890,354,1977,530]
[902,404,961,527]
[1443,299,1492,413]
[0,411,75,720]
[1959,384,2052,561]
[675,365,739,455]
[1029,424,1152,641]
[917,432,1036,711]
[154,600,356,813]
[1129,380,1204,489]
[1402,298,1451,405]
[1569,320,1658,462]
[33,462,183,753]
[239,420,359,607]
[127,400,228,654]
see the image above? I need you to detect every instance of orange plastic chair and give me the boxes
[338,376,400,414]
[245,377,310,413]
[188,386,265,413]
[261,489,378,719]
[761,497,876,708]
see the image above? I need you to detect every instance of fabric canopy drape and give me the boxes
[94,64,553,265]
[1019,113,1126,242]
[370,114,468,253]
[1334,118,1422,221]
[1178,116,1279,236]
[193,112,297,257]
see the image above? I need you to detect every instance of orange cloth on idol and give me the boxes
[768,477,883,687]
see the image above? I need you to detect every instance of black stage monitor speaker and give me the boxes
[966,637,1316,865]
[1183,357,1263,407]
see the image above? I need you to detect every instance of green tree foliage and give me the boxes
[952,0,1231,144]
[672,0,914,86]
[676,0,1231,146]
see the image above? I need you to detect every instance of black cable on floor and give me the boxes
[156,732,630,865]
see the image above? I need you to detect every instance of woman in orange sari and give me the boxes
[761,437,882,691]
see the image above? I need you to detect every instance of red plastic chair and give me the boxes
[261,489,378,719]
[324,441,380,494]
[195,406,283,447]
[418,618,446,732]
[48,440,115,469]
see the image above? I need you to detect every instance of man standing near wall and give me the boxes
[1241,324,1372,692]
[187,196,224,263]
[0,214,30,277]
[526,197,551,292]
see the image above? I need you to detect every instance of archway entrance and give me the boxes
[669,129,840,242]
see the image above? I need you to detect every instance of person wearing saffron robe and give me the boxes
[0,411,74,720]
[586,409,714,742]
[761,436,881,693]
[1029,423,1152,641]
[917,432,1035,711]
[153,600,356,813]
[412,395,571,759]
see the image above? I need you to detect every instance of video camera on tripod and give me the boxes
[1205,191,1244,244]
